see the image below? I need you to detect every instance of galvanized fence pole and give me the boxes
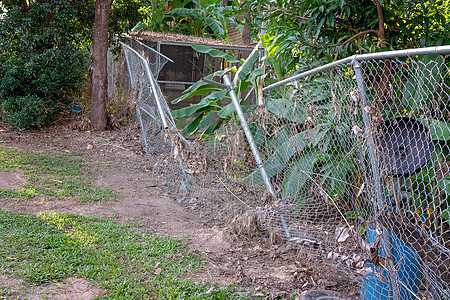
[223,74,291,239]
[264,45,450,92]
[353,59,401,300]
[223,75,275,196]
[146,65,169,130]
[120,42,169,130]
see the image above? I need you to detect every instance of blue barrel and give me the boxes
[360,227,420,300]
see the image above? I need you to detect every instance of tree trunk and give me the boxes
[373,0,386,48]
[91,0,113,130]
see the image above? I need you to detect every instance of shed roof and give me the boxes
[129,31,256,50]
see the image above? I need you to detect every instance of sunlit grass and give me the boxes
[0,146,117,202]
[0,210,249,299]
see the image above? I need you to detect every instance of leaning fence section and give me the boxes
[117,41,450,299]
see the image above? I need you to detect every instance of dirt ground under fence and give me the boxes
[0,120,359,299]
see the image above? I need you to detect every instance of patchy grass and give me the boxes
[0,209,249,299]
[0,146,117,202]
[0,284,16,298]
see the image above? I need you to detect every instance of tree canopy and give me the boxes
[0,0,144,129]
[1,0,449,129]
[237,0,450,77]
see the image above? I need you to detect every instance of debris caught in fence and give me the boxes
[117,41,450,300]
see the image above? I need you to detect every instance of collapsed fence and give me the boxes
[117,40,450,299]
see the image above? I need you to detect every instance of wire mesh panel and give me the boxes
[117,41,450,299]
[358,55,450,300]
[245,51,450,299]
[128,39,172,79]
[120,41,185,152]
[240,63,368,274]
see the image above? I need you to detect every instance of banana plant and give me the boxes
[244,76,359,205]
[134,0,241,40]
[171,42,264,137]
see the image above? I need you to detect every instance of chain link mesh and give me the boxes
[120,41,187,151]
[240,53,450,299]
[117,42,450,299]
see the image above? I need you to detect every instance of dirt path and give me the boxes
[0,125,359,299]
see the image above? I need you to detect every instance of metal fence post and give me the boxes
[223,74,291,239]
[353,59,401,300]
[121,41,189,189]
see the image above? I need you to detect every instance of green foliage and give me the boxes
[402,54,445,109]
[0,146,117,202]
[0,0,147,129]
[238,0,450,77]
[0,210,249,299]
[135,0,240,40]
[245,76,358,204]
[0,0,89,129]
[171,43,262,137]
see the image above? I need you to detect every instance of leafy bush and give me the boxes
[0,0,89,129]
[1,95,48,129]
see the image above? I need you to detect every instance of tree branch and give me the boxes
[372,0,386,47]
[20,0,29,12]
[320,29,379,48]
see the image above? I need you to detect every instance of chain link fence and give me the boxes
[251,47,450,299]
[118,41,450,299]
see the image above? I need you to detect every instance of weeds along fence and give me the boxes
[118,41,450,299]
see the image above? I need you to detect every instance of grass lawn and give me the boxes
[0,146,249,299]
[0,210,247,299]
[0,146,117,202]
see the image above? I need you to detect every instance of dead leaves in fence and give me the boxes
[168,130,209,175]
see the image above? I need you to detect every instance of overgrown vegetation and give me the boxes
[171,43,264,138]
[0,146,117,202]
[239,0,450,77]
[0,0,145,130]
[0,209,248,299]
[134,0,240,40]
[0,0,89,129]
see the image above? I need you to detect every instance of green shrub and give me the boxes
[0,1,89,129]
[1,95,48,129]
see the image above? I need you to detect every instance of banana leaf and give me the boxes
[243,131,307,186]
[172,90,227,118]
[402,54,444,109]
[265,98,306,123]
[419,118,450,141]
[281,152,317,200]
[172,67,236,104]
[234,42,261,83]
[438,176,450,195]
[191,44,240,64]
[320,157,354,199]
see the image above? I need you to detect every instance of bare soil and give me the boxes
[0,123,359,299]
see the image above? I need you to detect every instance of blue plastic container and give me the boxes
[360,227,420,300]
